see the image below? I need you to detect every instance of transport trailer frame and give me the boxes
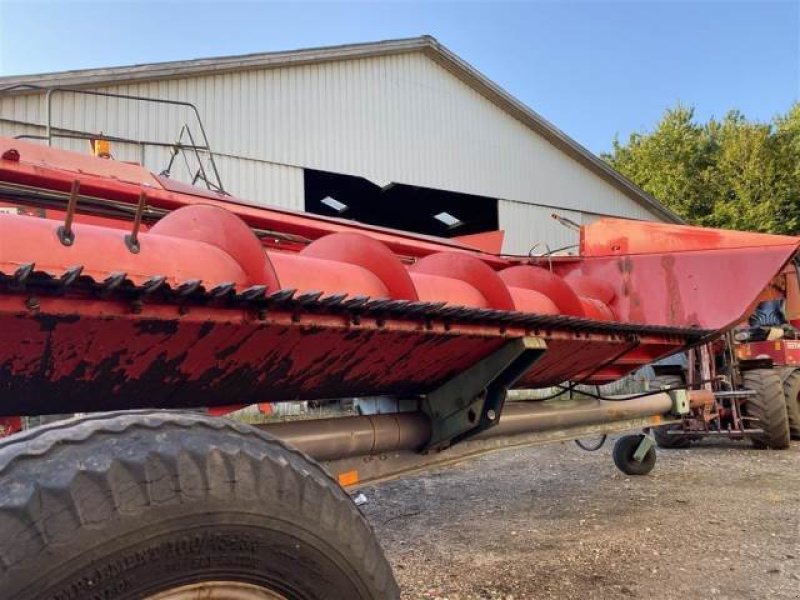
[257,393,685,486]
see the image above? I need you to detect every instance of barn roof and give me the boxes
[0,36,681,223]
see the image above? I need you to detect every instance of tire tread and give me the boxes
[781,369,800,439]
[0,411,398,599]
[744,369,790,450]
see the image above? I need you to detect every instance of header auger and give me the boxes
[0,134,797,599]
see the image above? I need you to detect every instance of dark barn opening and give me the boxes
[304,169,498,238]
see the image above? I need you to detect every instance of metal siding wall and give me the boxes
[0,51,663,246]
[0,96,304,210]
[498,200,581,255]
[212,154,304,210]
[0,120,44,141]
[581,211,609,226]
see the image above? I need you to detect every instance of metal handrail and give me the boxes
[0,84,225,192]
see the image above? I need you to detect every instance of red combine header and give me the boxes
[0,133,797,599]
[0,137,796,414]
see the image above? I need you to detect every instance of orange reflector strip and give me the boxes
[337,470,359,487]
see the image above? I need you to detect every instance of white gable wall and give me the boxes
[0,51,664,252]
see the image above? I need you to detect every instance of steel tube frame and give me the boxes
[324,414,671,487]
[258,412,431,461]
[474,395,673,439]
[257,393,675,462]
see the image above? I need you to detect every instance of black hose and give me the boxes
[574,435,607,451]
[521,377,720,403]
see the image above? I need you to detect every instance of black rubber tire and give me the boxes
[743,369,791,450]
[0,411,399,600]
[650,375,692,449]
[612,434,657,476]
[781,368,800,440]
[653,423,692,449]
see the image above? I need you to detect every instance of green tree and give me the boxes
[603,103,800,234]
[773,104,800,234]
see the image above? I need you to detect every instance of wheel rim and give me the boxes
[146,581,288,600]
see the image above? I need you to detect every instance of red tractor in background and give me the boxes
[0,416,22,437]
[652,257,800,449]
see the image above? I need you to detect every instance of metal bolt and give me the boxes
[25,297,39,311]
[486,409,497,421]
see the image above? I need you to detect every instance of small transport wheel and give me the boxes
[613,434,657,476]
[0,411,399,600]
[781,368,800,440]
[743,369,790,449]
[650,375,692,449]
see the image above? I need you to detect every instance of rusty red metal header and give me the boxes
[0,136,796,416]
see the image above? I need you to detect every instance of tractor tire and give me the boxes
[650,375,692,449]
[0,411,399,600]
[743,369,791,450]
[781,368,800,440]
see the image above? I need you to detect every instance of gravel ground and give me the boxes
[360,438,800,600]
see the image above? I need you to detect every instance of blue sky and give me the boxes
[0,0,798,153]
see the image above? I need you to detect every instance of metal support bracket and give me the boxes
[669,389,690,415]
[421,336,547,451]
[632,434,655,462]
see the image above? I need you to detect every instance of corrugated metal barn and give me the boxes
[0,36,679,254]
